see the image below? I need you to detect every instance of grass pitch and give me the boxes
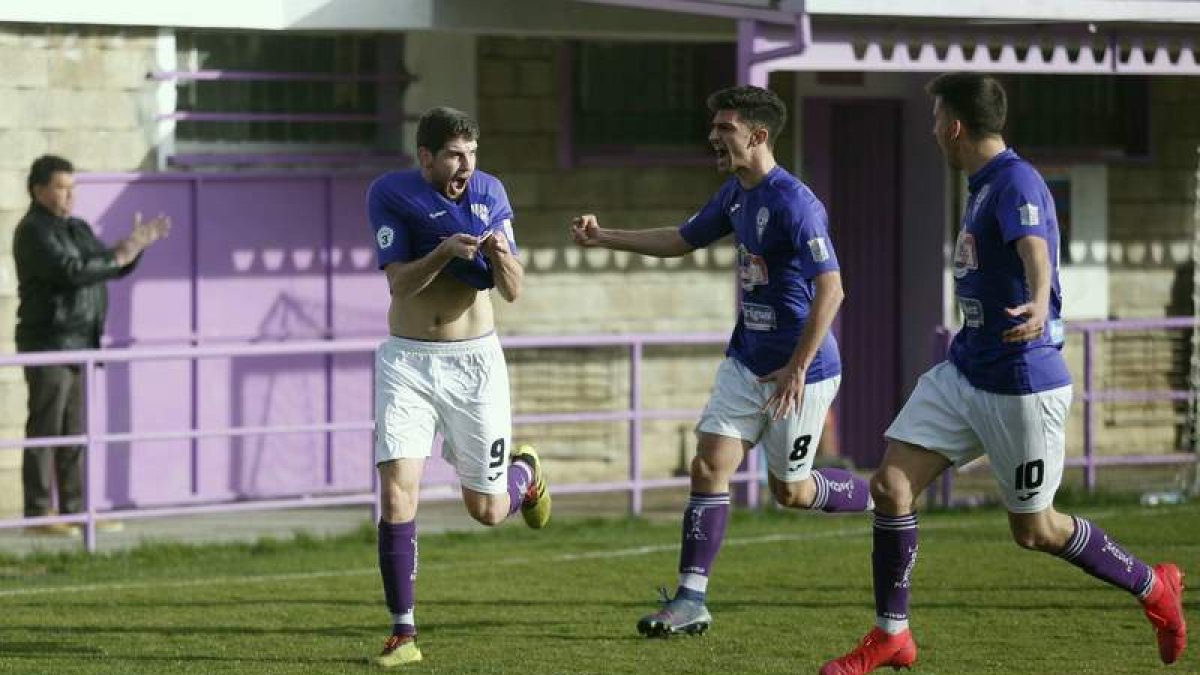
[0,501,1195,674]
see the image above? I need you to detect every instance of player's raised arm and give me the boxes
[384,233,481,299]
[570,213,695,258]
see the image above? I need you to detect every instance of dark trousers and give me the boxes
[22,365,84,517]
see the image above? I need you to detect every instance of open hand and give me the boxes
[759,365,807,421]
[1002,303,1047,343]
[131,212,170,248]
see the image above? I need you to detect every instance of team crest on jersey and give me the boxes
[755,206,770,241]
[952,231,977,279]
[737,244,769,291]
[470,202,490,223]
[1019,202,1040,226]
[376,225,394,249]
[969,184,991,221]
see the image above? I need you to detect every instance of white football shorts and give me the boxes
[885,360,1072,513]
[696,357,840,483]
[374,333,513,495]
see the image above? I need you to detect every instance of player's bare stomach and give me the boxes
[389,272,495,341]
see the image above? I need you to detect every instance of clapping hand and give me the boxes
[131,212,171,249]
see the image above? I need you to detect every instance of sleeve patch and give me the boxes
[376,225,395,249]
[1018,203,1040,227]
[808,237,830,263]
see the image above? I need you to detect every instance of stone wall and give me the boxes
[475,36,733,481]
[1098,76,1200,456]
[0,23,158,516]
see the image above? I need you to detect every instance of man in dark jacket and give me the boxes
[13,154,170,534]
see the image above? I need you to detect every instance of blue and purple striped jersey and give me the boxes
[950,148,1071,395]
[367,168,516,290]
[680,166,841,381]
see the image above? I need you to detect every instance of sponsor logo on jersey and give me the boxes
[428,210,447,219]
[755,206,770,241]
[952,231,977,279]
[1019,202,1040,226]
[808,237,830,263]
[742,302,777,331]
[737,244,769,291]
[376,225,395,249]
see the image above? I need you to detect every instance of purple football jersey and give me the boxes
[680,166,841,380]
[949,149,1071,394]
[368,168,516,290]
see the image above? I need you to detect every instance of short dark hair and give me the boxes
[925,72,1007,138]
[415,107,480,154]
[27,154,74,199]
[705,86,787,148]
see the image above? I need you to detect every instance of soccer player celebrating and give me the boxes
[367,106,551,667]
[820,73,1187,674]
[572,85,873,638]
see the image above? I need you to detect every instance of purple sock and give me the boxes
[873,513,919,630]
[1058,516,1154,598]
[810,468,873,512]
[677,492,730,597]
[506,460,533,517]
[378,520,418,636]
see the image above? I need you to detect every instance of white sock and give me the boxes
[876,616,909,635]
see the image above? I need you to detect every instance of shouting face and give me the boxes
[421,136,477,201]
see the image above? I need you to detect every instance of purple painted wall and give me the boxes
[72,172,455,509]
[803,99,904,468]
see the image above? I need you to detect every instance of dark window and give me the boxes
[569,41,735,162]
[1045,175,1074,264]
[1005,75,1150,159]
[175,32,382,145]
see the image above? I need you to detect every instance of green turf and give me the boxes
[0,503,1195,674]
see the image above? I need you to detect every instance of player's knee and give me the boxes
[869,471,912,513]
[465,501,507,527]
[690,454,725,484]
[380,484,419,522]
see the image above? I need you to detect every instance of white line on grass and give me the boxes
[0,509,1128,599]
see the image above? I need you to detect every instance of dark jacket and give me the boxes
[13,202,138,352]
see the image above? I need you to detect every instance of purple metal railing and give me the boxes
[933,316,1198,507]
[0,333,732,552]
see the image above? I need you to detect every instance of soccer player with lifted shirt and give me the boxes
[821,73,1186,674]
[366,107,551,668]
[572,85,873,638]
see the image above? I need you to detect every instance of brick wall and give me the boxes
[475,36,733,480]
[1099,76,1200,456]
[0,24,158,516]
